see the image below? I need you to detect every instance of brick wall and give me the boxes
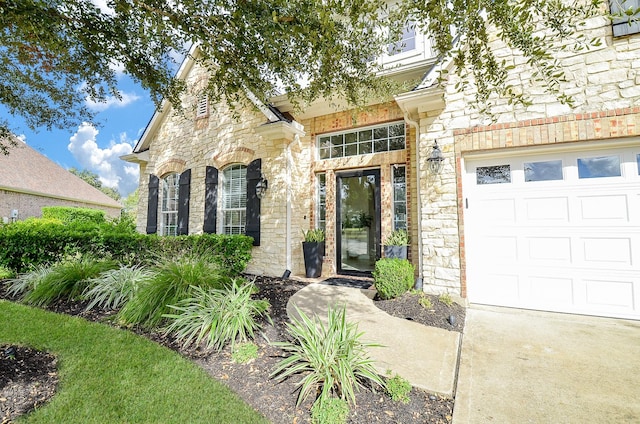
[303,102,418,275]
[0,189,121,222]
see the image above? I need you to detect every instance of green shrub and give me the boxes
[42,206,106,225]
[0,218,70,271]
[418,294,433,309]
[231,342,259,364]
[311,397,349,424]
[386,374,412,403]
[0,218,252,274]
[117,256,231,328]
[439,293,454,307]
[83,265,157,311]
[302,229,325,242]
[164,281,270,351]
[0,265,14,280]
[383,229,409,246]
[373,258,415,300]
[271,306,385,407]
[23,257,118,306]
[4,264,53,299]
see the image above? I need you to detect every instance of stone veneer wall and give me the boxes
[0,189,121,222]
[417,14,640,296]
[136,62,312,277]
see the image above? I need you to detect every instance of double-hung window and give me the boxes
[388,21,416,55]
[222,164,247,235]
[160,173,179,236]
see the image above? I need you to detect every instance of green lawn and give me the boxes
[0,300,267,424]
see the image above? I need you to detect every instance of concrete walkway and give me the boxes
[453,306,640,423]
[287,283,461,396]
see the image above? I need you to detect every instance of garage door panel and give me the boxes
[475,198,516,223]
[464,145,640,320]
[525,197,570,221]
[578,194,629,221]
[581,237,632,265]
[583,278,636,310]
[478,236,518,264]
[527,237,572,262]
[471,274,520,305]
[527,276,575,306]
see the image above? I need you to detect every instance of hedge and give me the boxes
[42,206,106,225]
[0,219,253,275]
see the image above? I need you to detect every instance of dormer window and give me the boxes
[388,22,416,55]
[196,93,209,118]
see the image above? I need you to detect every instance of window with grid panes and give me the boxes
[318,122,405,160]
[161,173,179,236]
[393,166,407,230]
[222,164,247,235]
[316,173,326,230]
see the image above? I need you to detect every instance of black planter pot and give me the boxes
[302,241,324,278]
[384,245,408,260]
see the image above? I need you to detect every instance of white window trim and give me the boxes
[317,121,406,160]
[220,164,247,235]
[316,173,326,230]
[160,173,179,236]
[392,165,408,230]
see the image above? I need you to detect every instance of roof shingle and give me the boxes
[0,140,122,209]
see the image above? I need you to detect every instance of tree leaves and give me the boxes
[1,0,633,152]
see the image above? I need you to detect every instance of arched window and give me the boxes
[160,173,179,236]
[222,164,247,235]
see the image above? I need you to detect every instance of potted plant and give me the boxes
[383,229,409,260]
[302,229,325,278]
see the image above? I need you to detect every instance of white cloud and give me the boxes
[90,0,114,15]
[16,134,26,143]
[85,91,140,112]
[68,123,139,196]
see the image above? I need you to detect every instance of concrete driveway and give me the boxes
[453,306,640,423]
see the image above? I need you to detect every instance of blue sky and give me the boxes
[4,0,168,199]
[7,74,156,199]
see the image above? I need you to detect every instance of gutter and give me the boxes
[402,114,424,286]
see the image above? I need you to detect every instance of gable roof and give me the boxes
[0,139,122,209]
[123,44,299,160]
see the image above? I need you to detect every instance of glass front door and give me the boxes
[336,169,381,275]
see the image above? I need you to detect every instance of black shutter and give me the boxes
[203,166,218,233]
[177,169,191,235]
[245,159,261,246]
[146,174,159,234]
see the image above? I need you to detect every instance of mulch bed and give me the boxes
[0,276,466,423]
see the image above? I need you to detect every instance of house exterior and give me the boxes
[124,11,640,320]
[0,139,122,221]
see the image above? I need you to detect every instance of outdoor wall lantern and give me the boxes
[427,140,444,174]
[256,177,268,199]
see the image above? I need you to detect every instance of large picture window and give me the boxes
[160,173,179,236]
[318,122,405,160]
[222,164,247,235]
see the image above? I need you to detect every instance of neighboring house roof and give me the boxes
[0,139,122,209]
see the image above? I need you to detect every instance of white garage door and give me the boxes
[463,144,640,319]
